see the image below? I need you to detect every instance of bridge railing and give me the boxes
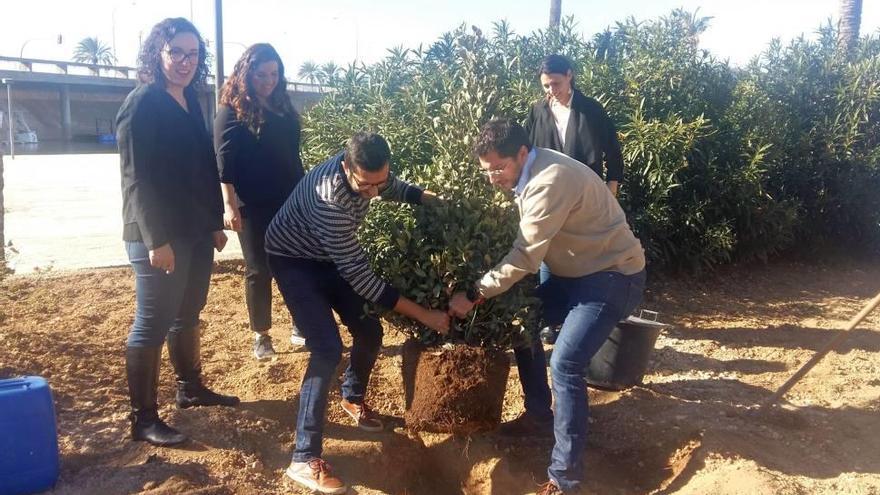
[0,55,326,93]
[0,55,138,79]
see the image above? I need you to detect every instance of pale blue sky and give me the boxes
[2,0,878,81]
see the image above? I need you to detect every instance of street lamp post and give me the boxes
[331,15,360,63]
[19,34,63,60]
[3,79,14,159]
[214,0,225,108]
[111,1,137,64]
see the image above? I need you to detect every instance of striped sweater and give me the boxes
[265,152,423,308]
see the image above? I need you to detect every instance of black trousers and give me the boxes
[238,204,284,333]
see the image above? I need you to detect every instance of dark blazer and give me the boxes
[117,83,223,250]
[524,88,624,183]
[213,105,305,210]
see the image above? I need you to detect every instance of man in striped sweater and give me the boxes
[265,131,449,494]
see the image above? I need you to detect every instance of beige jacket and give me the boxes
[478,148,645,299]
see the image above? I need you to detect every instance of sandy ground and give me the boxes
[1,256,879,494]
[1,153,242,274]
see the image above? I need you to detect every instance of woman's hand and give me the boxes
[213,230,228,252]
[223,206,242,232]
[149,244,175,273]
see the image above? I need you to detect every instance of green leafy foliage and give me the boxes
[300,11,880,346]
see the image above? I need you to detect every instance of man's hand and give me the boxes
[223,206,242,232]
[419,309,451,334]
[421,190,445,206]
[213,230,228,252]
[448,291,476,319]
[149,243,175,273]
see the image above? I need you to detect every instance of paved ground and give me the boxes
[2,153,242,274]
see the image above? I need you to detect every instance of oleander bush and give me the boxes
[300,10,880,345]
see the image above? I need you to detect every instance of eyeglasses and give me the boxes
[164,48,200,65]
[346,167,390,193]
[482,160,512,178]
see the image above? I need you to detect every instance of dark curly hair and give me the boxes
[137,17,208,91]
[219,43,297,135]
[473,118,531,158]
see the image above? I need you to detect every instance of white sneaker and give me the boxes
[290,326,306,347]
[285,458,347,494]
[253,333,276,360]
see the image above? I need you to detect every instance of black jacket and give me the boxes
[213,105,305,210]
[524,88,624,182]
[117,84,223,249]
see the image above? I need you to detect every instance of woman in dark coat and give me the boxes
[524,54,624,197]
[214,44,306,360]
[117,17,238,447]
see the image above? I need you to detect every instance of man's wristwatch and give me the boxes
[465,286,485,305]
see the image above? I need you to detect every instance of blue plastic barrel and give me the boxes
[0,376,60,495]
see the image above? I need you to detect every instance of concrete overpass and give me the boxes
[0,55,325,155]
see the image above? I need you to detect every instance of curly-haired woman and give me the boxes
[214,43,307,360]
[116,17,239,447]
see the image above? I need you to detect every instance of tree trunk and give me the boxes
[838,0,863,53]
[549,0,562,30]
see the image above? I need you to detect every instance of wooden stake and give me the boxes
[763,290,880,408]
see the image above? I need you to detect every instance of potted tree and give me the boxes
[303,27,540,433]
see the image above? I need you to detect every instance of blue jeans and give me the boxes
[539,262,566,327]
[125,234,214,348]
[522,269,646,492]
[267,255,384,463]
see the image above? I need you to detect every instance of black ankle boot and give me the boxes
[129,408,188,446]
[175,377,240,409]
[126,346,188,446]
[167,328,239,409]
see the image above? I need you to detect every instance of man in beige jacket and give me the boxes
[449,118,646,495]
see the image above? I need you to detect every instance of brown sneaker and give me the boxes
[340,399,384,432]
[498,412,554,437]
[285,458,347,494]
[536,480,564,494]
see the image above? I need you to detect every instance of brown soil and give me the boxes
[1,256,879,494]
[402,341,509,434]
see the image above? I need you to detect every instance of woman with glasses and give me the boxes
[116,17,238,447]
[214,44,307,360]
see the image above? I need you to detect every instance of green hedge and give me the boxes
[300,10,880,344]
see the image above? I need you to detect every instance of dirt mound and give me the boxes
[402,341,509,434]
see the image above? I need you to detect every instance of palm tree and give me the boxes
[838,0,863,52]
[72,37,115,65]
[298,61,321,85]
[549,0,562,30]
[319,62,342,86]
